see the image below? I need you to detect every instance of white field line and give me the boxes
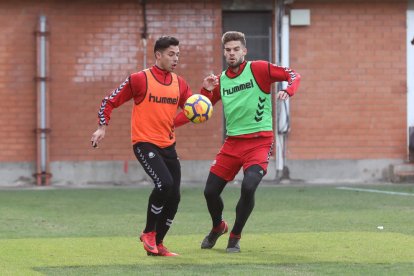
[337,186,414,196]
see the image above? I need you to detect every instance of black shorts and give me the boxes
[133,142,181,194]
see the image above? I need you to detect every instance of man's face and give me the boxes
[223,40,247,68]
[156,45,179,72]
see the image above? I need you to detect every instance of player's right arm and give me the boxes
[201,74,221,105]
[91,73,146,148]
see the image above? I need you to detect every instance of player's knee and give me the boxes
[241,179,259,195]
[204,173,224,200]
[242,166,264,194]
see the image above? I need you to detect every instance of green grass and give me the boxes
[1,184,414,275]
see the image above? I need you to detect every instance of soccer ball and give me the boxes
[184,94,213,124]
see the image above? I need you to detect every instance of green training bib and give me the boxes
[220,62,273,136]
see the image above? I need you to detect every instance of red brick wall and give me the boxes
[0,0,408,165]
[0,0,223,163]
[289,0,407,159]
[0,1,38,162]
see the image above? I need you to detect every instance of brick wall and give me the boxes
[289,0,407,159]
[0,1,38,162]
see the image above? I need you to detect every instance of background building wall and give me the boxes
[289,0,407,160]
[0,0,408,185]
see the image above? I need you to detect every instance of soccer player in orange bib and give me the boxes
[91,36,198,257]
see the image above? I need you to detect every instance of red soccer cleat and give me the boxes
[140,231,158,254]
[147,243,179,257]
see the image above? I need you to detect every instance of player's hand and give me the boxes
[90,125,106,148]
[277,90,290,100]
[202,74,218,91]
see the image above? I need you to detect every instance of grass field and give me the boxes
[1,183,414,275]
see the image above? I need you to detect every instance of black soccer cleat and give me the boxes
[200,221,228,249]
[226,237,241,253]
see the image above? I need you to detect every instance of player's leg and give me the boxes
[231,165,264,236]
[204,172,227,227]
[201,138,241,249]
[231,165,263,231]
[200,172,229,249]
[154,144,181,251]
[133,142,175,254]
[227,137,273,253]
[153,156,180,256]
[226,165,264,253]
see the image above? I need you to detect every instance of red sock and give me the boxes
[212,221,225,232]
[230,232,241,239]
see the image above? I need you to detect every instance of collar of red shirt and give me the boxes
[150,65,173,84]
[225,60,247,78]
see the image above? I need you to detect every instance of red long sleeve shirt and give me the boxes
[174,60,301,138]
[98,65,193,126]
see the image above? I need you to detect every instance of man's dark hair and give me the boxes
[154,36,179,53]
[221,31,246,47]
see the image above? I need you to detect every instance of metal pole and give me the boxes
[36,15,51,185]
[274,12,291,181]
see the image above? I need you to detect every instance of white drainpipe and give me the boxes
[275,0,291,180]
[36,15,51,185]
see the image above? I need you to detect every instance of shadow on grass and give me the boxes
[34,262,414,276]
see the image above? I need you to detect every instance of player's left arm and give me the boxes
[268,62,301,99]
[174,76,192,127]
[251,61,301,100]
[177,76,193,109]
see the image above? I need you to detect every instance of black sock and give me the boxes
[155,194,180,244]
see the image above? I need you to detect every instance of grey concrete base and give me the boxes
[0,159,407,187]
[0,162,36,186]
[283,159,404,184]
[391,162,414,183]
[50,161,149,186]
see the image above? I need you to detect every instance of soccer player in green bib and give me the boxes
[199,31,301,252]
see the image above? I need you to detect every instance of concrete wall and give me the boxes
[0,158,404,186]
